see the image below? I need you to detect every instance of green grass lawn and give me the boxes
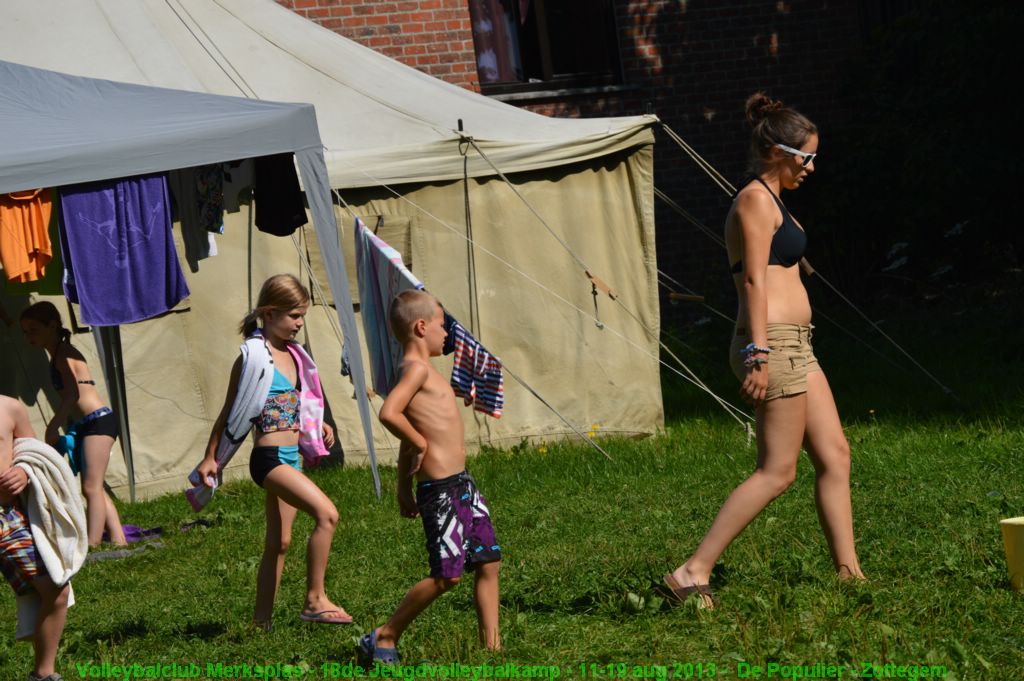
[2,302,1022,679]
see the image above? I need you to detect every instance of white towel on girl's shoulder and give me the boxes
[184,331,332,511]
[12,438,87,586]
[185,333,274,511]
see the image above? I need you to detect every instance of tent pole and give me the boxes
[458,120,481,337]
[97,326,136,502]
[247,198,254,310]
[295,147,382,498]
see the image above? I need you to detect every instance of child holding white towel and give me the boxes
[1,394,79,681]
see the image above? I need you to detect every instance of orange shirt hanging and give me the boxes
[0,188,53,282]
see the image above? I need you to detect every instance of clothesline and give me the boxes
[323,177,619,458]
[281,197,595,462]
[655,121,955,399]
[351,213,612,459]
[328,150,752,429]
[456,136,751,427]
[278,215,401,471]
[653,187,909,370]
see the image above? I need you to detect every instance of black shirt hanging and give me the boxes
[253,153,307,237]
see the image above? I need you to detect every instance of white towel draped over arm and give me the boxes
[12,437,88,586]
[185,334,274,511]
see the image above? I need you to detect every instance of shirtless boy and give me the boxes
[359,290,501,664]
[1,396,71,681]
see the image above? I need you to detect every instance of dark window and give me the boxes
[468,0,621,93]
[857,0,922,40]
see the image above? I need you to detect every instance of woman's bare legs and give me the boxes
[803,370,865,579]
[261,466,347,619]
[81,434,126,547]
[670,393,807,597]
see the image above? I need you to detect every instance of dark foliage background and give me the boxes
[791,0,1020,309]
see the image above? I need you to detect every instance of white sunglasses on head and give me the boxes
[775,142,817,167]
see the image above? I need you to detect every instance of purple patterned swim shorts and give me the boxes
[417,471,501,579]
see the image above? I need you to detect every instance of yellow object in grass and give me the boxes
[1000,517,1024,591]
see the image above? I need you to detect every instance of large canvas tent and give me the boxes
[0,0,663,500]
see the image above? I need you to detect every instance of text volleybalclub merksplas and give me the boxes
[73,661,566,679]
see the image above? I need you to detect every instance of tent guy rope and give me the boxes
[656,122,956,399]
[459,133,751,427]
[654,185,911,368]
[328,174,615,460]
[330,151,752,429]
[164,0,257,98]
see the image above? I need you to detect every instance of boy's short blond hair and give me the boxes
[389,289,440,342]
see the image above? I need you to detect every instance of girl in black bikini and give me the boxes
[665,93,865,608]
[20,301,126,547]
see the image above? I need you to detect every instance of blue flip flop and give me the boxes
[358,628,399,665]
[300,609,353,625]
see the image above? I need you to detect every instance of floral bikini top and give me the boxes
[257,368,300,433]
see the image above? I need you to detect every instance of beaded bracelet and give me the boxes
[743,356,769,368]
[740,342,772,357]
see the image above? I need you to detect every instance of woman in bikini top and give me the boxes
[664,92,865,609]
[729,176,806,274]
[20,301,127,547]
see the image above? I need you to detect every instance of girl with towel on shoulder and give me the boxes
[194,274,352,631]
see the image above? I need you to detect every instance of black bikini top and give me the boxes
[49,344,96,392]
[730,177,807,273]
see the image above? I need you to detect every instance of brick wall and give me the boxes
[601,0,864,319]
[278,0,480,89]
[278,0,864,319]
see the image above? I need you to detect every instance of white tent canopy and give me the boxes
[0,0,655,187]
[0,58,381,498]
[1,60,316,193]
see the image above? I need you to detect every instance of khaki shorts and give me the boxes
[730,323,820,401]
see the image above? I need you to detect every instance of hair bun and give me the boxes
[745,91,784,127]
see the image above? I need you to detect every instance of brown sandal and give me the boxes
[662,573,717,609]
